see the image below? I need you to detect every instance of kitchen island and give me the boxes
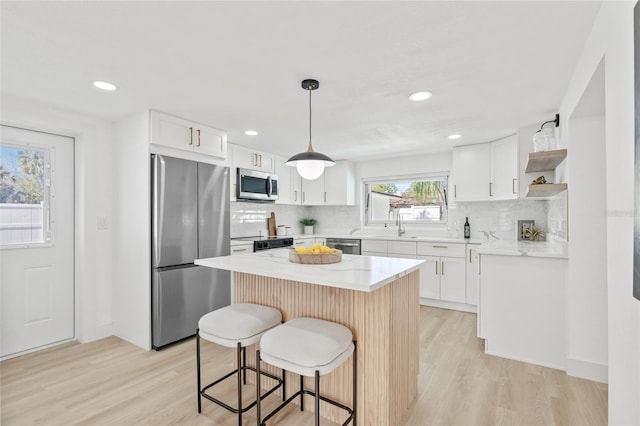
[196,250,424,425]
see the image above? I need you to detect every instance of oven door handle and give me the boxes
[334,242,360,247]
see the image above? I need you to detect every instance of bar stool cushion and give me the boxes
[260,317,354,377]
[199,303,282,348]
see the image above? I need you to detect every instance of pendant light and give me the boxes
[286,79,335,180]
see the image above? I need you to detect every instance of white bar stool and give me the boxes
[197,303,284,425]
[256,317,356,426]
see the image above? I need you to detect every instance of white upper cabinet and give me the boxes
[275,155,301,205]
[301,175,325,205]
[150,111,226,159]
[452,143,492,201]
[231,144,275,173]
[491,135,518,200]
[324,162,355,205]
[451,135,518,202]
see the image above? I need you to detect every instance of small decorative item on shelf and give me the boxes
[531,176,547,185]
[524,225,546,242]
[289,244,342,264]
[299,218,317,235]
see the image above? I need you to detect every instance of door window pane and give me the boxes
[0,145,50,246]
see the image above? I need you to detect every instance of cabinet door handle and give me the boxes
[441,261,445,275]
[324,192,327,203]
[454,184,457,198]
[435,261,438,275]
[489,182,493,197]
[189,127,193,145]
[512,178,517,194]
[302,192,305,203]
[469,249,472,263]
[232,248,248,253]
[433,245,448,249]
[258,154,262,167]
[197,129,201,147]
[252,154,257,166]
[294,190,297,202]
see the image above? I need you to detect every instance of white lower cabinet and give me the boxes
[479,254,567,369]
[417,255,466,303]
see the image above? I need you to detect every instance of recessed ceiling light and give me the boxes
[93,81,117,91]
[244,130,258,136]
[448,134,462,140]
[408,91,433,102]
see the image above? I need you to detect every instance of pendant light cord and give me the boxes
[307,86,314,152]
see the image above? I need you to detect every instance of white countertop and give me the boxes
[295,233,483,244]
[475,239,568,259]
[196,249,424,292]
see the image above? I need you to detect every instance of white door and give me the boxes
[0,125,74,358]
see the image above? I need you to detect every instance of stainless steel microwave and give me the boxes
[236,168,278,201]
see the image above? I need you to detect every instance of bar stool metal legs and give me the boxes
[256,341,357,426]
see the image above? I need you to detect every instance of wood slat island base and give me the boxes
[234,270,419,425]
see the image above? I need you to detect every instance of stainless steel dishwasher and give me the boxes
[326,238,361,255]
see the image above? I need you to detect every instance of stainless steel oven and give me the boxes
[326,238,361,255]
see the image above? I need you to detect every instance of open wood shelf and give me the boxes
[525,149,568,173]
[525,183,568,198]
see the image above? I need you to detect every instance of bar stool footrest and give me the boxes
[260,388,354,426]
[201,365,283,414]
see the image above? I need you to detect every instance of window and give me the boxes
[0,144,51,247]
[365,175,448,224]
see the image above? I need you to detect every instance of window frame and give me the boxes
[363,173,450,226]
[0,142,53,249]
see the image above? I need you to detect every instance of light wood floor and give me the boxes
[1,307,607,425]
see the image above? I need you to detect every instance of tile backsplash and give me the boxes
[231,198,564,243]
[448,200,548,240]
[230,201,312,237]
[547,191,568,240]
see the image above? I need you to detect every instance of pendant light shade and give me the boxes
[286,79,335,180]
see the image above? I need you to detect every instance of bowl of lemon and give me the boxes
[289,243,342,264]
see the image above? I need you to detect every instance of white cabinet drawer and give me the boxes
[387,241,417,256]
[230,243,253,255]
[361,239,388,254]
[417,242,465,258]
[362,250,386,257]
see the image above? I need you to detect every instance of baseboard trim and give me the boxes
[566,357,608,383]
[484,340,566,371]
[420,298,477,313]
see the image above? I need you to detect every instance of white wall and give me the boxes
[558,1,639,423]
[567,115,608,382]
[112,112,151,350]
[1,95,114,343]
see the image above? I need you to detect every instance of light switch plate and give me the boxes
[97,216,108,230]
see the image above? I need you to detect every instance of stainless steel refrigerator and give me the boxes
[151,154,231,349]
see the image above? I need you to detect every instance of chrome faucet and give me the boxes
[396,213,405,236]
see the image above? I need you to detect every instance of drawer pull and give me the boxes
[432,245,448,249]
[232,248,248,252]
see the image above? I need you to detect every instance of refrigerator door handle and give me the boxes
[152,155,166,267]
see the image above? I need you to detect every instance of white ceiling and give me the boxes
[1,1,601,162]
